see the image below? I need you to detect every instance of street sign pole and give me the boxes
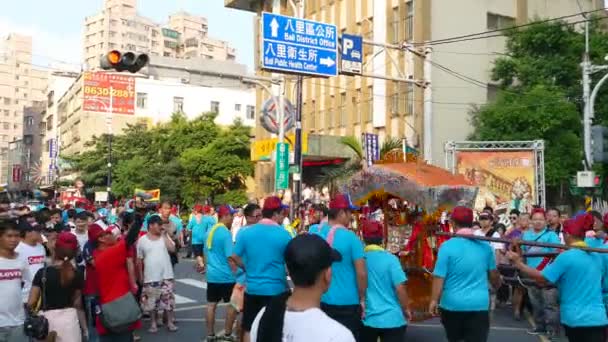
[293,0,305,208]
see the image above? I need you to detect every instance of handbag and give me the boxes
[24,265,50,339]
[99,292,142,333]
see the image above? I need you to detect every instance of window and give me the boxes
[391,7,400,44]
[25,116,34,127]
[405,0,414,41]
[210,101,220,113]
[487,13,515,30]
[173,97,184,113]
[3,123,9,130]
[235,104,242,111]
[15,75,19,80]
[310,100,316,130]
[137,93,148,109]
[23,135,33,145]
[339,93,346,127]
[407,84,414,115]
[3,110,8,116]
[3,98,9,105]
[367,86,373,122]
[246,105,255,119]
[391,82,400,115]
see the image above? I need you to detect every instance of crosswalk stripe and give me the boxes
[176,278,208,289]
[174,294,197,305]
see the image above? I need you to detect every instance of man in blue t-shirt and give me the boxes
[431,206,501,342]
[521,208,561,337]
[508,214,608,342]
[232,196,292,340]
[204,205,238,342]
[312,193,366,340]
[360,220,411,341]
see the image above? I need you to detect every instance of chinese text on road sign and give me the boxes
[275,142,290,190]
[261,12,338,77]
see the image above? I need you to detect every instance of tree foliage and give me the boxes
[63,113,252,205]
[470,19,608,202]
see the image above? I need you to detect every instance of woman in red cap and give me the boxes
[507,214,608,342]
[27,231,87,341]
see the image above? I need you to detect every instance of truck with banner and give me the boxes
[444,141,546,213]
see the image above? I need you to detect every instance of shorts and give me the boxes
[207,282,235,303]
[361,325,407,342]
[141,279,175,312]
[192,244,204,257]
[564,325,607,342]
[440,309,489,342]
[242,291,290,332]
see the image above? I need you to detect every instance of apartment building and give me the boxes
[0,34,48,184]
[57,57,255,159]
[226,0,604,196]
[7,102,45,191]
[83,0,237,69]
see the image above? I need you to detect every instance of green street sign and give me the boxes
[275,142,289,190]
[289,165,300,174]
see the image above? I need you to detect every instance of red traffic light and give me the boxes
[594,176,601,186]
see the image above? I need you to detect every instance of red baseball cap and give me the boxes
[263,196,289,211]
[88,223,110,243]
[194,204,204,213]
[563,218,587,238]
[202,205,212,214]
[329,194,359,211]
[217,205,237,217]
[56,232,79,251]
[361,220,384,240]
[451,206,473,226]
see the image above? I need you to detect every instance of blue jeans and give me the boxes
[0,325,27,342]
[84,295,100,342]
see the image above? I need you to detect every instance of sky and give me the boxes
[0,0,255,70]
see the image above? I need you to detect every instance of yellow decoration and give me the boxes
[206,223,225,250]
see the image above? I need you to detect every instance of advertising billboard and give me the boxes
[455,151,536,213]
[83,72,135,115]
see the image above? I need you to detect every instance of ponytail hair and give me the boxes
[54,246,77,288]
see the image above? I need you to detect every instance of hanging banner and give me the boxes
[134,188,160,202]
[455,151,536,213]
[12,165,21,183]
[362,133,379,167]
[83,72,135,115]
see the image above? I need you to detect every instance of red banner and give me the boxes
[12,165,21,183]
[83,72,135,115]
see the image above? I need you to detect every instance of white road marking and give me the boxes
[174,294,196,305]
[174,303,229,312]
[176,278,208,289]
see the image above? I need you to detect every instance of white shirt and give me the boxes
[15,242,45,302]
[136,234,174,283]
[473,229,502,251]
[250,307,355,342]
[0,256,31,327]
[71,229,88,253]
[231,215,246,242]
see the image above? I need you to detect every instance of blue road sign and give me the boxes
[261,12,338,77]
[341,34,363,75]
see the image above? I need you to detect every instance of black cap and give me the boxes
[284,234,342,286]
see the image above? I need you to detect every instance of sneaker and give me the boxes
[203,335,217,342]
[220,335,236,342]
[527,328,546,335]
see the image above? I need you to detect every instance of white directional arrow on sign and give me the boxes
[320,57,335,67]
[270,18,279,38]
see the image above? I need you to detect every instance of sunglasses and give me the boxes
[479,216,490,220]
[510,216,518,220]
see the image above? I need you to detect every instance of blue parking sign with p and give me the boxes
[341,34,363,75]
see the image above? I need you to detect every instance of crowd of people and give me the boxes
[0,195,607,342]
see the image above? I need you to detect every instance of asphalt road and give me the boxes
[139,258,542,342]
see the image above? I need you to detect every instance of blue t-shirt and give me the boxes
[542,249,608,327]
[170,215,183,234]
[522,228,561,268]
[313,224,365,306]
[234,221,292,296]
[204,224,235,284]
[585,237,605,248]
[363,248,407,328]
[188,215,216,245]
[433,237,496,311]
[308,223,322,235]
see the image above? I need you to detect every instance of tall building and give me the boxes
[226,0,604,196]
[83,0,237,69]
[7,102,45,191]
[0,34,48,184]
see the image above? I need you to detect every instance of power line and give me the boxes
[411,8,606,46]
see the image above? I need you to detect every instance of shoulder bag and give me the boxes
[24,265,50,339]
[99,292,142,333]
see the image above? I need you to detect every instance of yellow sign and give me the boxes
[134,188,161,202]
[251,133,308,161]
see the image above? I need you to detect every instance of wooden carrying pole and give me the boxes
[435,232,608,254]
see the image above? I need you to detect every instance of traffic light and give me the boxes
[99,50,149,73]
[591,125,608,163]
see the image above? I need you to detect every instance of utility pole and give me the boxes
[292,0,305,207]
[583,19,593,169]
[107,85,113,197]
[423,46,433,163]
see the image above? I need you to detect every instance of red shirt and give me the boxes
[94,240,141,335]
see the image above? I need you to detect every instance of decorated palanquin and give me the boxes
[342,156,478,321]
